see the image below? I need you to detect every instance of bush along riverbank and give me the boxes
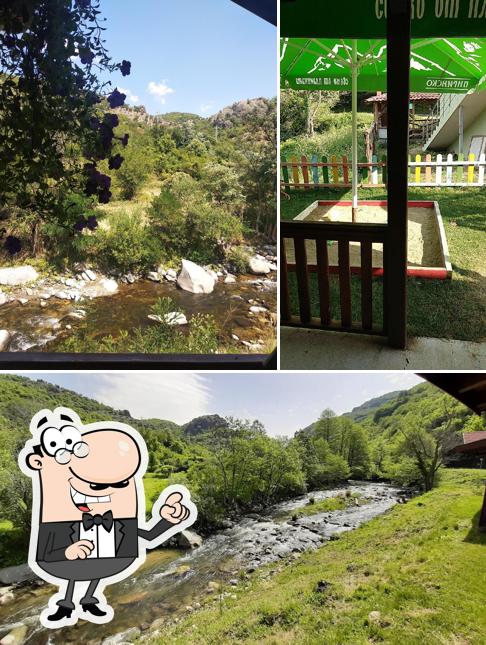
[158,469,486,645]
[0,243,276,353]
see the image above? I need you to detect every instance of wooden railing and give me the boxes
[281,153,486,190]
[281,220,389,336]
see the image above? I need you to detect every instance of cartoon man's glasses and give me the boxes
[40,425,90,464]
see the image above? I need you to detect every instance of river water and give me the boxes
[0,276,276,352]
[0,482,406,644]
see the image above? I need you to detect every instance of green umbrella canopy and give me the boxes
[281,0,486,39]
[281,38,486,93]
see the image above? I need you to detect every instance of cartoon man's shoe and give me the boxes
[82,602,108,617]
[47,606,73,622]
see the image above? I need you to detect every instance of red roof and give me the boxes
[365,92,440,103]
[464,431,486,444]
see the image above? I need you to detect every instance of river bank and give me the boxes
[160,469,486,645]
[0,246,276,353]
[0,482,408,645]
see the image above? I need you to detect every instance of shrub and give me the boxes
[148,188,243,265]
[226,246,250,274]
[113,142,154,200]
[90,210,160,274]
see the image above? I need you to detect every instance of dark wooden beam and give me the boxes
[230,0,276,25]
[0,351,277,370]
[386,0,411,349]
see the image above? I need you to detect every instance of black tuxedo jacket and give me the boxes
[36,516,173,562]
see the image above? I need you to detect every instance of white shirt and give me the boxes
[79,521,116,558]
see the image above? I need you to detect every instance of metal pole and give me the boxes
[386,0,411,350]
[459,105,464,156]
[352,39,358,222]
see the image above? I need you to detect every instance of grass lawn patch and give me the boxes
[281,187,486,342]
[143,473,169,514]
[161,469,486,644]
[279,493,367,521]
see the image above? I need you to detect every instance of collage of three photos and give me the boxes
[0,1,486,643]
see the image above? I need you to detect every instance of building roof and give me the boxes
[365,92,441,103]
[420,373,486,416]
[454,433,486,456]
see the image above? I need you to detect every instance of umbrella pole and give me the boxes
[352,39,358,222]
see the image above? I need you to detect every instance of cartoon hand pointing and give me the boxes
[160,491,191,524]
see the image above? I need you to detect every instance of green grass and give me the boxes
[161,469,486,644]
[279,493,366,520]
[143,473,169,513]
[281,187,486,342]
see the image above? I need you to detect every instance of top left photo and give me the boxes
[0,0,277,369]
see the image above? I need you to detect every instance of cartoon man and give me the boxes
[18,407,197,628]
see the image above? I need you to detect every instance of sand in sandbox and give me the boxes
[285,203,442,269]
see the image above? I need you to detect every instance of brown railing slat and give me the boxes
[361,241,373,330]
[315,239,331,325]
[294,237,311,323]
[280,235,291,323]
[338,240,351,328]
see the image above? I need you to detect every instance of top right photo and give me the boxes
[279,0,486,370]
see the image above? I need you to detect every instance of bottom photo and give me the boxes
[0,371,484,644]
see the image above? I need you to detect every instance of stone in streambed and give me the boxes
[101,627,141,645]
[248,256,271,275]
[0,292,7,306]
[0,266,38,286]
[0,330,10,352]
[173,529,203,549]
[147,271,161,282]
[0,625,28,645]
[148,312,188,326]
[177,260,216,294]
[224,274,236,284]
[82,278,118,298]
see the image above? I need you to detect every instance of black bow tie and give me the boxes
[82,510,114,532]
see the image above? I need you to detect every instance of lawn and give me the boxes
[281,187,486,342]
[161,469,486,644]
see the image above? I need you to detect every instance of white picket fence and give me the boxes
[409,153,486,187]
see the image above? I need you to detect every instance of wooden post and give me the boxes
[386,0,410,349]
[480,483,486,532]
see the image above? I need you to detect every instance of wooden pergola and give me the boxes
[421,373,486,532]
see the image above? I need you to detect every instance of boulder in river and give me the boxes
[173,529,203,549]
[248,256,271,275]
[0,625,28,645]
[147,271,161,282]
[148,312,188,326]
[0,563,37,585]
[177,260,216,294]
[83,278,118,298]
[224,274,237,284]
[0,266,38,286]
[102,627,141,645]
[0,330,10,352]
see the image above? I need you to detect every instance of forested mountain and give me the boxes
[346,390,405,421]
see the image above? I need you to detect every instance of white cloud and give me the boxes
[91,373,212,424]
[200,101,215,115]
[147,80,175,104]
[118,87,140,105]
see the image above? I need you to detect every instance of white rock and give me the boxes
[64,278,77,287]
[84,269,96,281]
[40,300,47,308]
[17,298,28,305]
[0,292,7,306]
[248,257,271,275]
[224,275,236,284]
[267,263,277,271]
[54,291,70,300]
[0,266,38,286]
[0,624,28,645]
[166,268,177,279]
[148,312,188,326]
[177,260,216,294]
[0,330,10,352]
[249,306,267,314]
[174,530,203,549]
[165,274,177,282]
[102,627,141,645]
[231,334,239,341]
[147,272,161,282]
[126,273,135,284]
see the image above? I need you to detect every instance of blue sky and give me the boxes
[8,372,423,437]
[98,0,276,116]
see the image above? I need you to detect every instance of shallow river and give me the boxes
[0,276,276,352]
[0,482,406,644]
